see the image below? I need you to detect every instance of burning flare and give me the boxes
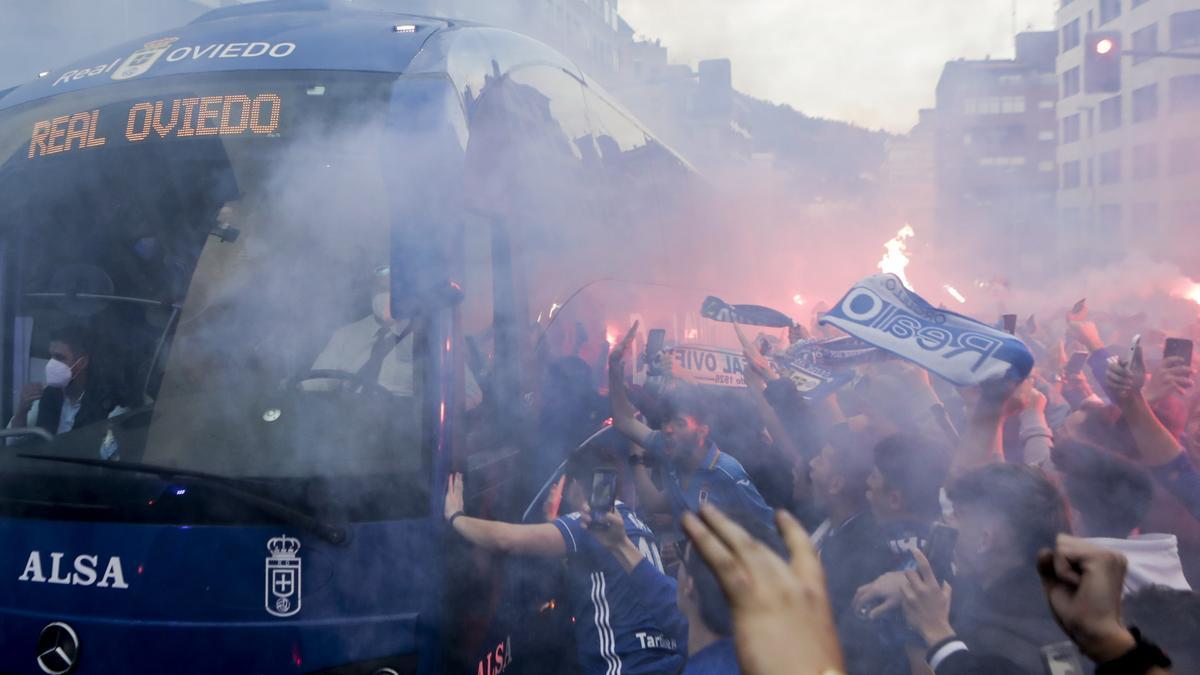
[1171,279,1200,307]
[793,294,805,306]
[1186,283,1200,306]
[943,285,967,304]
[878,225,915,290]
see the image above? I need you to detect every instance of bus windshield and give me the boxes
[0,71,441,514]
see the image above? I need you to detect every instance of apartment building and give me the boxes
[933,32,1059,270]
[1056,0,1200,267]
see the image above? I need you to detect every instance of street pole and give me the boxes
[1125,50,1200,61]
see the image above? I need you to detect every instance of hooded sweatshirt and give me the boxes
[1087,533,1192,594]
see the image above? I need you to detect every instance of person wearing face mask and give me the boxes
[8,326,126,439]
[308,265,482,406]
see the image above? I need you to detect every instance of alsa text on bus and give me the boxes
[18,550,130,589]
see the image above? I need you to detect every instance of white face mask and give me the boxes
[372,292,392,324]
[44,358,75,388]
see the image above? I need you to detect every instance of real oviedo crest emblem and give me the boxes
[265,535,302,618]
[111,37,178,81]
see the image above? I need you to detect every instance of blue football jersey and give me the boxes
[644,431,775,529]
[553,502,686,675]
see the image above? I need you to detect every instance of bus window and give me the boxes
[441,29,494,113]
[504,65,595,164]
[582,88,649,161]
[0,71,451,522]
[473,28,583,84]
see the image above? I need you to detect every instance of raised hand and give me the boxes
[682,505,844,675]
[1066,320,1104,353]
[608,321,639,369]
[1145,356,1194,404]
[444,472,465,521]
[1036,535,1134,664]
[898,549,955,646]
[734,322,775,382]
[17,382,44,415]
[1106,343,1146,401]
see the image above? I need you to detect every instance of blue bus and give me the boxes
[0,1,694,673]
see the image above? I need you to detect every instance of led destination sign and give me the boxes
[28,92,282,159]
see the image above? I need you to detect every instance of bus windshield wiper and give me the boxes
[16,454,349,546]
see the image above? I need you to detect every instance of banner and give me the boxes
[819,274,1034,386]
[666,344,852,400]
[667,344,759,388]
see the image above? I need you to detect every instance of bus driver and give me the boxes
[309,265,481,407]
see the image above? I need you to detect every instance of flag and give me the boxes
[819,274,1034,386]
[700,296,795,328]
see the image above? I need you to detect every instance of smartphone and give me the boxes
[1065,351,1089,376]
[1130,334,1143,366]
[588,468,618,518]
[1164,337,1194,366]
[922,523,958,583]
[644,329,666,376]
[1002,314,1018,335]
[1069,298,1087,320]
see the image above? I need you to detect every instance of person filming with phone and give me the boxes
[443,446,684,675]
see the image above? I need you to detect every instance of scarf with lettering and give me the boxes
[819,274,1034,386]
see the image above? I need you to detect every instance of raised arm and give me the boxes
[444,473,566,557]
[1107,347,1184,466]
[735,323,806,465]
[608,322,654,448]
[951,376,1020,476]
[628,442,670,515]
[1107,348,1200,522]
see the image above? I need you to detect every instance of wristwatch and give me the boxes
[1095,628,1171,675]
[628,454,648,467]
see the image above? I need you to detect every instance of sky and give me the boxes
[620,0,1058,133]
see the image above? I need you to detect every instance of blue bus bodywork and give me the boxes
[0,2,692,673]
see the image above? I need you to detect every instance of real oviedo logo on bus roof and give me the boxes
[265,535,302,618]
[53,39,298,88]
[114,38,297,81]
[111,37,180,81]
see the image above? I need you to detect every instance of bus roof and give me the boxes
[0,0,450,111]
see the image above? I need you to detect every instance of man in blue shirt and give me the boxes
[444,447,684,674]
[608,323,775,529]
[590,505,785,674]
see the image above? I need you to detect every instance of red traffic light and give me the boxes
[1085,31,1121,93]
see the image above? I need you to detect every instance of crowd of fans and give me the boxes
[446,306,1200,674]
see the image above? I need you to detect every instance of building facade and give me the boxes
[932,32,1059,272]
[1056,0,1200,268]
[882,108,937,232]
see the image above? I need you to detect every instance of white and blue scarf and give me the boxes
[819,274,1034,386]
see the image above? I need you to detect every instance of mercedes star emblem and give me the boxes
[36,622,79,675]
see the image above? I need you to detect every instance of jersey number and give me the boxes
[635,537,664,574]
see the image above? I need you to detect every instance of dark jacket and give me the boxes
[818,511,888,620]
[35,384,119,435]
[952,567,1068,674]
[832,516,934,675]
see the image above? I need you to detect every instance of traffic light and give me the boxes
[1084,31,1121,93]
